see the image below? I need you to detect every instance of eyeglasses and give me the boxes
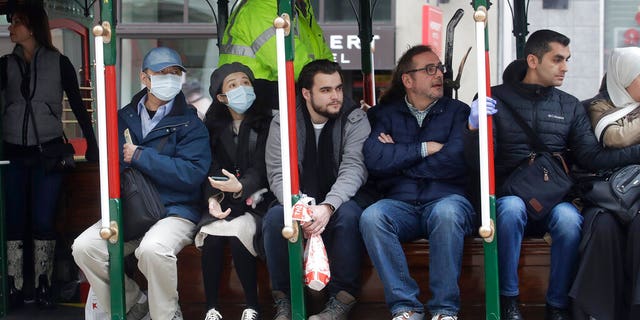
[405,63,446,76]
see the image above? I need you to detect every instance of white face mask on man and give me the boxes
[148,74,182,101]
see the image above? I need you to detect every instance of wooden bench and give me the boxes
[60,162,551,320]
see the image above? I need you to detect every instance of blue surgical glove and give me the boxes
[468,97,497,129]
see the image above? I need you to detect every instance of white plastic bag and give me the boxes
[84,287,109,320]
[85,286,151,320]
[291,195,315,222]
[303,234,331,291]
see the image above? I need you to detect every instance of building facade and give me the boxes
[0,0,636,136]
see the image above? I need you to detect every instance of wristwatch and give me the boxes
[324,203,336,214]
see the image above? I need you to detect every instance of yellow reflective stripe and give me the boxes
[220,27,276,58]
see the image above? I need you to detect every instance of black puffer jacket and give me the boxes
[467,59,640,189]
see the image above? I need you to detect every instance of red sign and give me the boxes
[422,5,443,58]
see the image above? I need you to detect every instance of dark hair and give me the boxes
[297,59,343,93]
[11,4,56,51]
[524,29,570,60]
[379,45,434,105]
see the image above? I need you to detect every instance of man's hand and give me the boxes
[208,168,243,193]
[360,99,372,111]
[468,97,497,130]
[301,204,332,238]
[425,141,444,155]
[378,133,395,144]
[123,143,138,163]
[208,197,231,219]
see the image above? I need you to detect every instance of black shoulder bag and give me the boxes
[120,131,170,240]
[499,102,574,220]
[579,164,640,225]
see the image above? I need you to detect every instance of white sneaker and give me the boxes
[240,308,259,320]
[431,314,458,320]
[204,308,222,320]
[392,311,425,320]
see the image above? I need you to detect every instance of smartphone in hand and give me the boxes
[210,176,230,181]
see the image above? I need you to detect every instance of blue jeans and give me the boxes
[359,194,475,316]
[4,159,64,240]
[496,196,582,308]
[262,200,363,297]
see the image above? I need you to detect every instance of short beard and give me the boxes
[313,105,341,119]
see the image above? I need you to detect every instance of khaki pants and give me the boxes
[72,216,195,320]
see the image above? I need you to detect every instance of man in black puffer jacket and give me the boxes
[465,30,640,320]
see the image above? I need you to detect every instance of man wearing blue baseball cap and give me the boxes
[72,47,211,320]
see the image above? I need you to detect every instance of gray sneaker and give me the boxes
[272,291,291,320]
[308,291,356,320]
[392,311,425,320]
[126,293,149,320]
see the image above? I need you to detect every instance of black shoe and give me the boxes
[500,295,524,320]
[545,304,570,320]
[7,276,24,309]
[35,275,55,309]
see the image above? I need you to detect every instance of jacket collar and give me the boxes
[502,59,553,100]
[123,89,193,142]
[128,89,190,117]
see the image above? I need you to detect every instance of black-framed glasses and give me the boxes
[405,63,446,75]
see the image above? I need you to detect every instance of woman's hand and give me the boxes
[208,168,243,193]
[208,197,231,219]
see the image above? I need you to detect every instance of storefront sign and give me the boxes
[322,26,395,70]
[422,5,443,57]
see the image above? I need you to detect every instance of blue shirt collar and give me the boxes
[137,94,175,138]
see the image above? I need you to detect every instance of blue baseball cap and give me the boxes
[142,47,186,72]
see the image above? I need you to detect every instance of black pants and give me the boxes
[201,235,259,311]
[570,209,640,320]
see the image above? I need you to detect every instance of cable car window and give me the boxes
[323,0,392,22]
[121,0,185,23]
[188,1,216,23]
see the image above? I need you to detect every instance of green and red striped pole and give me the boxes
[275,1,305,319]
[359,0,375,106]
[94,1,126,318]
[471,1,500,319]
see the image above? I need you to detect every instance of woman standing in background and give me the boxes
[1,4,98,309]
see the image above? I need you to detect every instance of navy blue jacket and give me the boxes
[118,90,211,223]
[465,60,640,189]
[364,96,470,204]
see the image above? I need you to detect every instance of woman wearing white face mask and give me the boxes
[195,62,274,320]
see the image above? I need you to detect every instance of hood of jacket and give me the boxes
[502,59,553,101]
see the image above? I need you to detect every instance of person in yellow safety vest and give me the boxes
[218,0,334,109]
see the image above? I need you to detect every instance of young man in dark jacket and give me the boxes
[72,47,211,320]
[263,59,370,320]
[359,45,475,320]
[466,30,640,320]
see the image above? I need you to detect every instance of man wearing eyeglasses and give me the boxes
[359,45,475,320]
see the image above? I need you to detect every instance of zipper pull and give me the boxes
[543,168,549,182]
[528,152,536,165]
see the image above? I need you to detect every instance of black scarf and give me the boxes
[300,106,337,202]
